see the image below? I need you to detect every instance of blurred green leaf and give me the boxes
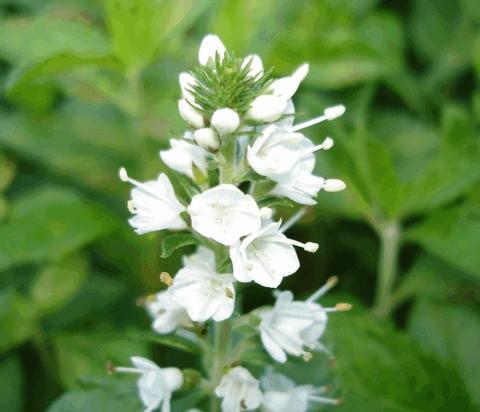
[105,0,206,72]
[29,253,88,316]
[405,192,480,281]
[325,309,474,411]
[0,354,23,412]
[53,332,149,388]
[0,186,115,271]
[160,232,198,259]
[0,151,16,193]
[132,330,203,354]
[409,301,480,407]
[0,289,36,352]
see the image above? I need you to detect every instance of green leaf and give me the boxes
[47,387,140,412]
[405,193,480,281]
[0,354,23,412]
[53,332,150,388]
[160,232,199,258]
[131,330,203,354]
[0,289,37,352]
[324,309,474,411]
[105,0,206,72]
[29,253,88,316]
[0,186,115,271]
[0,151,16,193]
[409,301,480,407]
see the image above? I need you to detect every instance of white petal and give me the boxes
[131,356,159,371]
[261,329,287,363]
[194,127,220,151]
[160,139,208,179]
[199,34,226,65]
[178,99,205,129]
[246,95,288,123]
[162,367,183,392]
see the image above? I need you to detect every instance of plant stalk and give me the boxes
[373,220,401,319]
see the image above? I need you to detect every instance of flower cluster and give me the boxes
[116,35,349,412]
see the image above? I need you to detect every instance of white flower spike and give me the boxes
[119,168,186,235]
[211,108,240,135]
[230,220,315,288]
[199,34,226,65]
[259,281,351,363]
[215,367,263,412]
[144,291,191,334]
[160,138,208,180]
[188,184,262,246]
[169,249,235,322]
[114,357,183,412]
[178,99,205,129]
[260,369,339,412]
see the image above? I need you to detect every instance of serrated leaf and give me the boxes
[160,232,198,258]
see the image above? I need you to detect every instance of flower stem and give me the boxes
[373,219,401,319]
[218,136,236,184]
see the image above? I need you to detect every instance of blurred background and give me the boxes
[0,0,479,411]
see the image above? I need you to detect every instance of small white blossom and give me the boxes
[194,127,220,152]
[179,72,197,104]
[259,281,350,363]
[178,99,205,129]
[199,34,226,65]
[215,367,263,412]
[229,220,322,288]
[145,291,191,335]
[211,108,240,135]
[268,63,309,101]
[242,54,263,78]
[119,168,186,235]
[160,139,208,180]
[169,249,235,322]
[115,357,183,412]
[188,184,262,246]
[246,95,288,123]
[260,369,338,412]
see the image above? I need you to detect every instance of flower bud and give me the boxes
[194,128,220,152]
[179,72,197,101]
[246,95,288,123]
[178,99,205,129]
[211,108,240,135]
[198,34,226,66]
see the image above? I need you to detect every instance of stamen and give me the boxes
[287,239,319,253]
[303,351,313,362]
[280,208,307,233]
[160,272,173,286]
[307,276,338,302]
[290,105,346,132]
[118,167,166,201]
[113,366,142,374]
[127,200,136,213]
[322,303,352,313]
[301,137,334,156]
[309,395,342,405]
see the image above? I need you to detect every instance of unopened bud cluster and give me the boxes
[117,34,349,412]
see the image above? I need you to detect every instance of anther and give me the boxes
[160,272,173,286]
[335,303,352,312]
[119,167,129,182]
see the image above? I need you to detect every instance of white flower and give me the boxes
[211,108,240,135]
[187,184,262,246]
[242,54,263,78]
[169,249,235,322]
[260,369,338,412]
[194,127,220,152]
[160,139,208,180]
[259,280,350,363]
[230,220,320,288]
[246,95,288,123]
[199,34,226,65]
[145,291,191,334]
[268,63,309,101]
[115,357,183,412]
[178,99,205,129]
[215,367,263,412]
[119,168,186,235]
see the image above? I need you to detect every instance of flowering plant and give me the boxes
[114,34,350,412]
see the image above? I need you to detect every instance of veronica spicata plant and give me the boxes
[114,34,350,412]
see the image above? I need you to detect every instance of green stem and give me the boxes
[373,220,401,319]
[218,136,236,184]
[209,320,232,412]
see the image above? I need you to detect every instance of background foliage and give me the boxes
[0,0,479,411]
